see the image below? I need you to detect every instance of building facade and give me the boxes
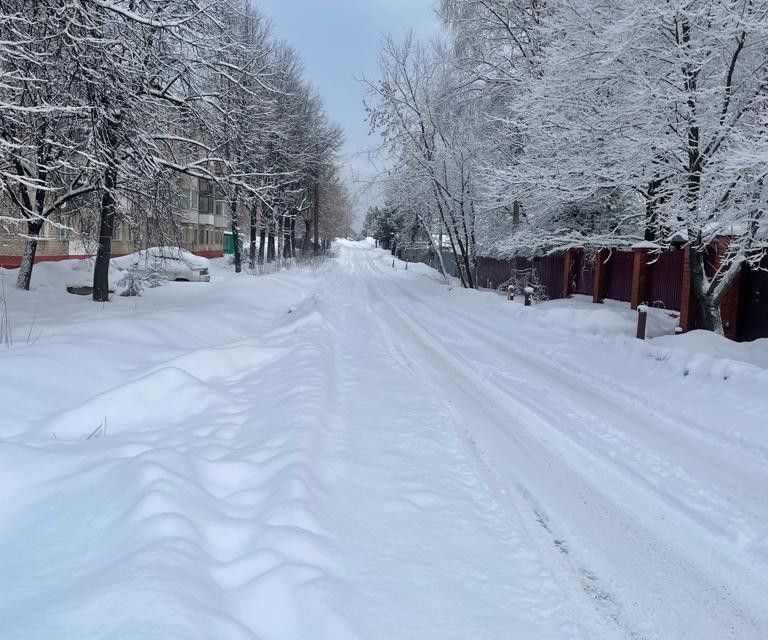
[0,176,227,269]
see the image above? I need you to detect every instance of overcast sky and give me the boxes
[257,0,440,228]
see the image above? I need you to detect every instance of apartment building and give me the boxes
[0,176,227,269]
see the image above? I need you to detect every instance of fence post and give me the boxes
[631,243,655,310]
[524,286,533,306]
[392,259,395,269]
[507,285,515,301]
[636,305,648,339]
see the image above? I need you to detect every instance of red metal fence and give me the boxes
[574,251,594,296]
[646,250,685,311]
[533,254,565,300]
[603,251,634,303]
[476,256,516,290]
[738,255,768,342]
[412,247,768,342]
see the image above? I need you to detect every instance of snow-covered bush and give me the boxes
[118,265,144,297]
[118,263,167,297]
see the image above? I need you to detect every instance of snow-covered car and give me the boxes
[111,247,211,282]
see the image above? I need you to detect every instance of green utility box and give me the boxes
[223,231,244,255]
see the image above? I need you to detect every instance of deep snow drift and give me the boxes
[0,241,766,640]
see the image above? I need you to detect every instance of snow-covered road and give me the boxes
[1,240,766,639]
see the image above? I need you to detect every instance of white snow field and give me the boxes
[0,240,767,640]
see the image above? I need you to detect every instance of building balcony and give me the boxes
[198,213,215,226]
[181,209,198,224]
[214,215,226,228]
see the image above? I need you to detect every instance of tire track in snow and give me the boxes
[358,251,766,639]
[314,245,599,639]
[366,287,645,640]
[387,280,768,556]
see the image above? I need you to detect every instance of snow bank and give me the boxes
[0,257,359,639]
[44,366,225,439]
[532,296,679,338]
[652,330,768,370]
[112,246,210,271]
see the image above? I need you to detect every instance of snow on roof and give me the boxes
[631,241,661,250]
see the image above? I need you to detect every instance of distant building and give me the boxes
[0,175,227,269]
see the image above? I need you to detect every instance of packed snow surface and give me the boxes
[0,240,766,639]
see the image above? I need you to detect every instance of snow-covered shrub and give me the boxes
[500,268,548,302]
[118,265,144,297]
[118,263,167,296]
[142,265,167,288]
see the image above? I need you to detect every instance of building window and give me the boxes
[198,178,213,195]
[58,217,69,240]
[215,201,225,217]
[180,188,199,210]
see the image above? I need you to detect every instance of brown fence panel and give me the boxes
[476,255,568,297]
[515,256,532,272]
[575,251,594,296]
[533,254,565,300]
[646,250,684,310]
[738,256,768,342]
[604,251,634,302]
[476,256,514,289]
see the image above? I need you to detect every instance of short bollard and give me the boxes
[507,285,515,301]
[524,286,533,306]
[405,262,408,270]
[392,259,395,269]
[636,304,648,340]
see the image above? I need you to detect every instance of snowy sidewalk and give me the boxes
[0,241,766,639]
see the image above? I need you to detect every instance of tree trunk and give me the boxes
[93,165,117,302]
[267,223,276,262]
[249,207,257,269]
[313,180,320,255]
[277,214,284,259]
[229,189,242,274]
[302,218,312,253]
[283,214,292,259]
[290,215,297,256]
[16,219,44,290]
[461,250,475,289]
[688,247,723,334]
[17,165,50,291]
[258,227,266,264]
